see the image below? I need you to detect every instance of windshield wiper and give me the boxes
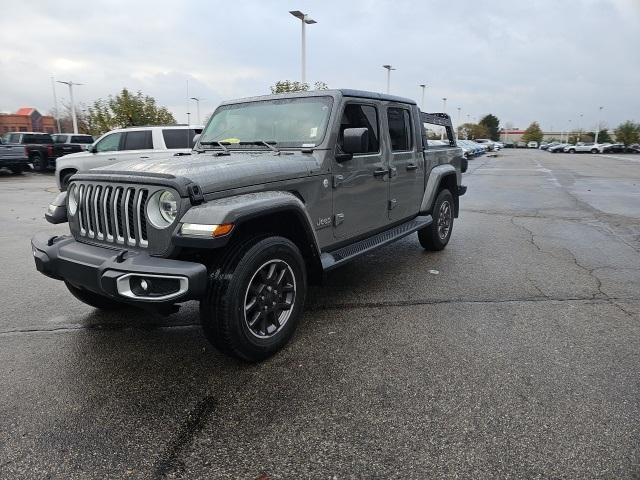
[239,141,280,154]
[199,141,231,155]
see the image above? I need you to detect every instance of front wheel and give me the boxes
[65,281,126,310]
[418,188,454,251]
[200,236,307,362]
[591,148,598,154]
[568,149,576,154]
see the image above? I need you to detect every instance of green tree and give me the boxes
[459,122,489,140]
[586,129,612,143]
[270,80,329,94]
[522,121,544,143]
[479,114,500,141]
[614,121,640,146]
[86,88,176,136]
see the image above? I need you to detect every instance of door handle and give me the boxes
[139,156,150,159]
[107,157,116,161]
[406,163,418,171]
[373,168,388,177]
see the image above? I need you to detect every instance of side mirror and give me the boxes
[89,145,97,153]
[342,128,369,155]
[192,134,201,146]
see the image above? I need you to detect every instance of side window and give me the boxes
[162,129,198,149]
[339,103,379,154]
[122,131,153,150]
[95,132,123,152]
[387,107,412,152]
[52,135,66,143]
[9,134,20,143]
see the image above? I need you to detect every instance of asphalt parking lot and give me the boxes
[1,149,639,479]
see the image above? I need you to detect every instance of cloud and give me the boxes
[1,0,638,130]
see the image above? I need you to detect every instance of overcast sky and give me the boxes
[1,0,639,132]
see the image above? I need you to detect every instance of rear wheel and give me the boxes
[418,188,454,251]
[200,236,306,362]
[591,148,598,154]
[31,153,47,172]
[65,281,126,310]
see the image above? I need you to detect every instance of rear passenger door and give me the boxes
[386,105,424,221]
[332,101,389,240]
[120,130,154,161]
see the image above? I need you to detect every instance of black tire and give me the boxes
[61,171,76,191]
[31,153,47,172]
[591,148,598,154]
[9,166,23,174]
[418,188,454,251]
[65,281,126,310]
[200,236,307,362]
[568,149,576,154]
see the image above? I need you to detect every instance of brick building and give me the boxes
[0,108,57,134]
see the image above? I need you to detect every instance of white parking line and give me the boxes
[600,155,640,164]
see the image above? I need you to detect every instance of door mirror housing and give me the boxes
[342,128,369,155]
[192,133,201,146]
[88,144,97,153]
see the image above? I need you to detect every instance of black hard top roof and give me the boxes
[221,89,417,106]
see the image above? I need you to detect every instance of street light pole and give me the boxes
[289,10,317,84]
[56,80,83,134]
[50,76,61,133]
[440,98,447,140]
[382,65,395,94]
[456,107,461,136]
[419,84,427,110]
[595,106,603,143]
[190,97,202,125]
[577,113,583,142]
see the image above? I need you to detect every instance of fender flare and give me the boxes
[419,164,457,214]
[178,190,321,255]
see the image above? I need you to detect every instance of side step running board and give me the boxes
[320,215,432,271]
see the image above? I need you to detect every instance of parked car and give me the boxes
[33,89,467,361]
[548,143,569,153]
[563,142,605,154]
[1,132,85,171]
[503,141,515,148]
[475,139,495,151]
[52,133,95,151]
[0,137,29,174]
[55,125,203,190]
[527,141,538,148]
[517,141,527,148]
[601,143,625,153]
[627,144,640,153]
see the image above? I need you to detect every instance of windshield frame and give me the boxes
[198,95,334,151]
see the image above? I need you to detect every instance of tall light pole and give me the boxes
[419,84,427,110]
[289,10,317,84]
[56,80,83,134]
[440,98,447,140]
[577,113,583,142]
[456,106,461,136]
[382,65,395,94]
[190,97,203,125]
[595,106,604,143]
[567,119,572,144]
[50,76,61,133]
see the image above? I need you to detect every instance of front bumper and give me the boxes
[31,233,208,306]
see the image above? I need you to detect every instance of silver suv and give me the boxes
[55,125,202,190]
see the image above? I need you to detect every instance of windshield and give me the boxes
[199,96,333,149]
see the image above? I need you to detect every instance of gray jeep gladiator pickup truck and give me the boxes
[32,89,466,361]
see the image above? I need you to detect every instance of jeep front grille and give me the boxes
[76,183,149,248]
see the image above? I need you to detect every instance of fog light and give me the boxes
[140,279,149,291]
[115,274,189,301]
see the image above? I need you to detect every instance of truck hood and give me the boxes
[93,151,322,193]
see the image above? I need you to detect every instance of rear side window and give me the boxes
[162,129,201,149]
[23,134,53,144]
[71,135,93,144]
[387,108,412,152]
[52,135,67,143]
[122,131,153,150]
[339,104,379,153]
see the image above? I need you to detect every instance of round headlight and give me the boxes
[146,190,179,229]
[159,191,177,223]
[67,184,78,216]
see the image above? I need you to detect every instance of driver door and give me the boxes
[332,101,389,240]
